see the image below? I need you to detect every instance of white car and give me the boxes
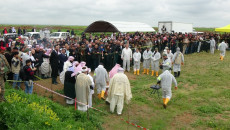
[0,35,3,41]
[49,32,70,41]
[3,33,18,41]
[22,32,41,39]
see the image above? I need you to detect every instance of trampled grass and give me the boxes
[101,51,230,130]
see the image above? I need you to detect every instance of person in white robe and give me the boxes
[106,67,132,115]
[41,48,52,78]
[63,56,74,72]
[87,68,94,108]
[75,66,92,112]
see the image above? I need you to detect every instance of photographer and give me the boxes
[24,59,36,94]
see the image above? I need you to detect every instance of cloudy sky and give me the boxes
[0,0,229,27]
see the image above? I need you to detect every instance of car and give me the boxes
[49,32,70,41]
[22,32,41,40]
[3,33,19,42]
[0,35,3,41]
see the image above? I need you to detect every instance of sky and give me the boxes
[0,0,230,27]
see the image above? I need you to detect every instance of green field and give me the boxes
[0,24,215,36]
[95,51,230,129]
[0,25,87,36]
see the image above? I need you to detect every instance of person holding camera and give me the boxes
[24,59,36,94]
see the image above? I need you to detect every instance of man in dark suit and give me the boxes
[58,49,67,72]
[85,44,93,69]
[116,41,123,66]
[92,44,100,70]
[18,27,22,35]
[50,45,60,85]
[71,29,75,36]
[23,27,26,34]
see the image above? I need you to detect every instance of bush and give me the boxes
[0,89,103,129]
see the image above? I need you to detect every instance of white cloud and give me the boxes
[0,0,230,27]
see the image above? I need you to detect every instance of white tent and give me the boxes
[84,20,155,33]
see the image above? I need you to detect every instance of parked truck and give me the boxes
[158,21,193,34]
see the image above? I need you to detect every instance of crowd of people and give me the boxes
[0,26,229,111]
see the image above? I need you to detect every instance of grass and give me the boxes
[98,50,230,130]
[194,27,215,32]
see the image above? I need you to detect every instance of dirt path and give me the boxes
[33,78,66,105]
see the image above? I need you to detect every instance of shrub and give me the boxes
[0,89,103,129]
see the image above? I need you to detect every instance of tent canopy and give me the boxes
[84,20,155,33]
[215,24,230,32]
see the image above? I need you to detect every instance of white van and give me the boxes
[49,32,70,41]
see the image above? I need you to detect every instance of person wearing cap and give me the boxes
[133,48,141,75]
[11,52,22,89]
[157,68,177,109]
[106,67,132,115]
[218,40,228,61]
[172,47,184,77]
[94,63,109,100]
[151,48,161,77]
[210,37,216,54]
[160,54,172,72]
[75,66,92,112]
[0,46,11,102]
[142,47,152,75]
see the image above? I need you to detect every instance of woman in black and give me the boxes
[64,66,76,104]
